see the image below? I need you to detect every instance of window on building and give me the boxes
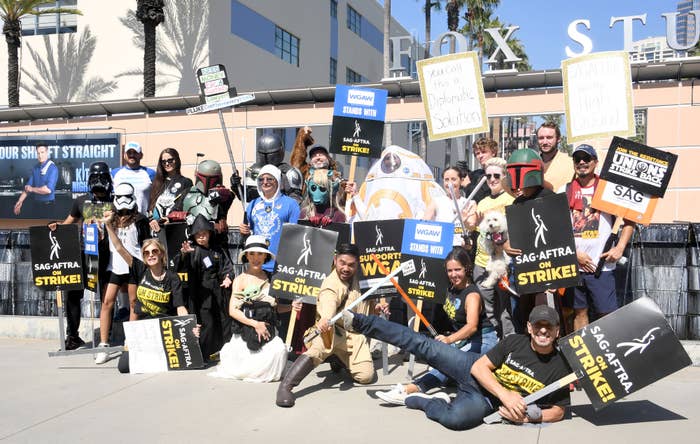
[347,5,361,36]
[275,25,300,67]
[346,67,363,84]
[330,57,337,84]
[20,0,78,36]
[330,0,337,18]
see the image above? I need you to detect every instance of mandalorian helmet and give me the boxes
[256,133,285,166]
[88,161,113,196]
[506,148,544,190]
[195,160,223,194]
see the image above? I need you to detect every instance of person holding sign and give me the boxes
[503,149,556,332]
[559,145,634,330]
[276,244,386,408]
[101,220,193,373]
[344,304,571,430]
[210,236,296,382]
[424,166,470,247]
[376,247,497,405]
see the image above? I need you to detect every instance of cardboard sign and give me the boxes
[29,224,84,291]
[354,219,451,304]
[196,64,232,104]
[591,179,659,226]
[562,51,634,142]
[599,137,677,198]
[399,219,452,304]
[297,220,351,248]
[416,52,489,141]
[506,193,579,293]
[329,84,387,159]
[123,315,204,374]
[269,224,338,304]
[354,219,404,296]
[560,297,691,411]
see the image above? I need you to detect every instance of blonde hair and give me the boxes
[484,157,507,175]
[141,239,167,268]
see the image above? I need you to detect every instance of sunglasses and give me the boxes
[485,173,502,180]
[257,176,276,183]
[160,158,176,165]
[573,154,594,163]
[143,248,160,257]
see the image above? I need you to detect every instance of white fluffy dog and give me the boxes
[478,210,511,288]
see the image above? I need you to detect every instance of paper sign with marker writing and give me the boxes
[417,52,488,141]
[563,51,634,142]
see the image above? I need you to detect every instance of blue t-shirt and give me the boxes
[246,194,300,272]
[27,160,58,202]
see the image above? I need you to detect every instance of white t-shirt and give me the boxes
[112,166,156,215]
[560,183,615,272]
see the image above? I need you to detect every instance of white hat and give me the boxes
[125,141,142,153]
[238,235,275,262]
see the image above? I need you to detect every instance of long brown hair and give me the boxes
[148,147,183,212]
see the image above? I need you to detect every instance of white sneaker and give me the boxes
[94,342,110,365]
[377,384,409,405]
[405,391,452,404]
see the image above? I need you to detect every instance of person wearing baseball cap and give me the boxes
[338,298,572,430]
[111,141,155,215]
[560,144,635,332]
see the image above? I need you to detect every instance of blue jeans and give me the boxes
[353,313,492,430]
[415,328,498,393]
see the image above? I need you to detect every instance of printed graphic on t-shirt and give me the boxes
[493,352,546,395]
[443,295,461,321]
[137,277,172,316]
[572,195,600,239]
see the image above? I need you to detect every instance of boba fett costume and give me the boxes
[181,160,234,248]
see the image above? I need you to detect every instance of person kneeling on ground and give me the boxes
[343,305,571,430]
[275,243,388,407]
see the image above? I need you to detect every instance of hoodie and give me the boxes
[245,164,300,272]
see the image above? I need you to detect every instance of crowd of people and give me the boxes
[50,122,634,431]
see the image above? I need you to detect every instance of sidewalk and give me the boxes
[1,337,698,443]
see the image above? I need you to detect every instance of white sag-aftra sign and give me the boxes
[563,51,634,142]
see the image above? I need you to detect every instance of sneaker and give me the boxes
[377,384,409,405]
[65,336,86,351]
[94,342,110,365]
[405,391,451,404]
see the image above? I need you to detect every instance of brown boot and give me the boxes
[276,354,315,407]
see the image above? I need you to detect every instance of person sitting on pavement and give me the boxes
[376,246,498,405]
[343,305,572,430]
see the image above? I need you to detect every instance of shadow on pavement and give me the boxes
[571,400,687,425]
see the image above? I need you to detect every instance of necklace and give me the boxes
[151,268,166,281]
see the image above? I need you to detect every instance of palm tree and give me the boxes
[0,0,80,107]
[136,0,165,97]
[460,0,500,59]
[21,27,116,103]
[480,17,531,71]
[119,0,207,96]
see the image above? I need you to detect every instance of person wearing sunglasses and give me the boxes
[465,157,514,336]
[147,148,193,233]
[239,164,300,274]
[560,144,635,331]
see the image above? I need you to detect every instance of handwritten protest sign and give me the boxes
[563,51,634,143]
[417,52,488,141]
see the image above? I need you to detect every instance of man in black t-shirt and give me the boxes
[49,162,113,350]
[344,305,571,430]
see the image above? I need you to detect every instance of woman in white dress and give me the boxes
[209,235,295,382]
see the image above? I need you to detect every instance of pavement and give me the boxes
[1,337,699,444]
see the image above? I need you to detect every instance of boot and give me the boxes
[276,354,315,407]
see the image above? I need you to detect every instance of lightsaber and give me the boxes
[303,261,409,344]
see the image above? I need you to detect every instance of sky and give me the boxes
[386,1,679,70]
